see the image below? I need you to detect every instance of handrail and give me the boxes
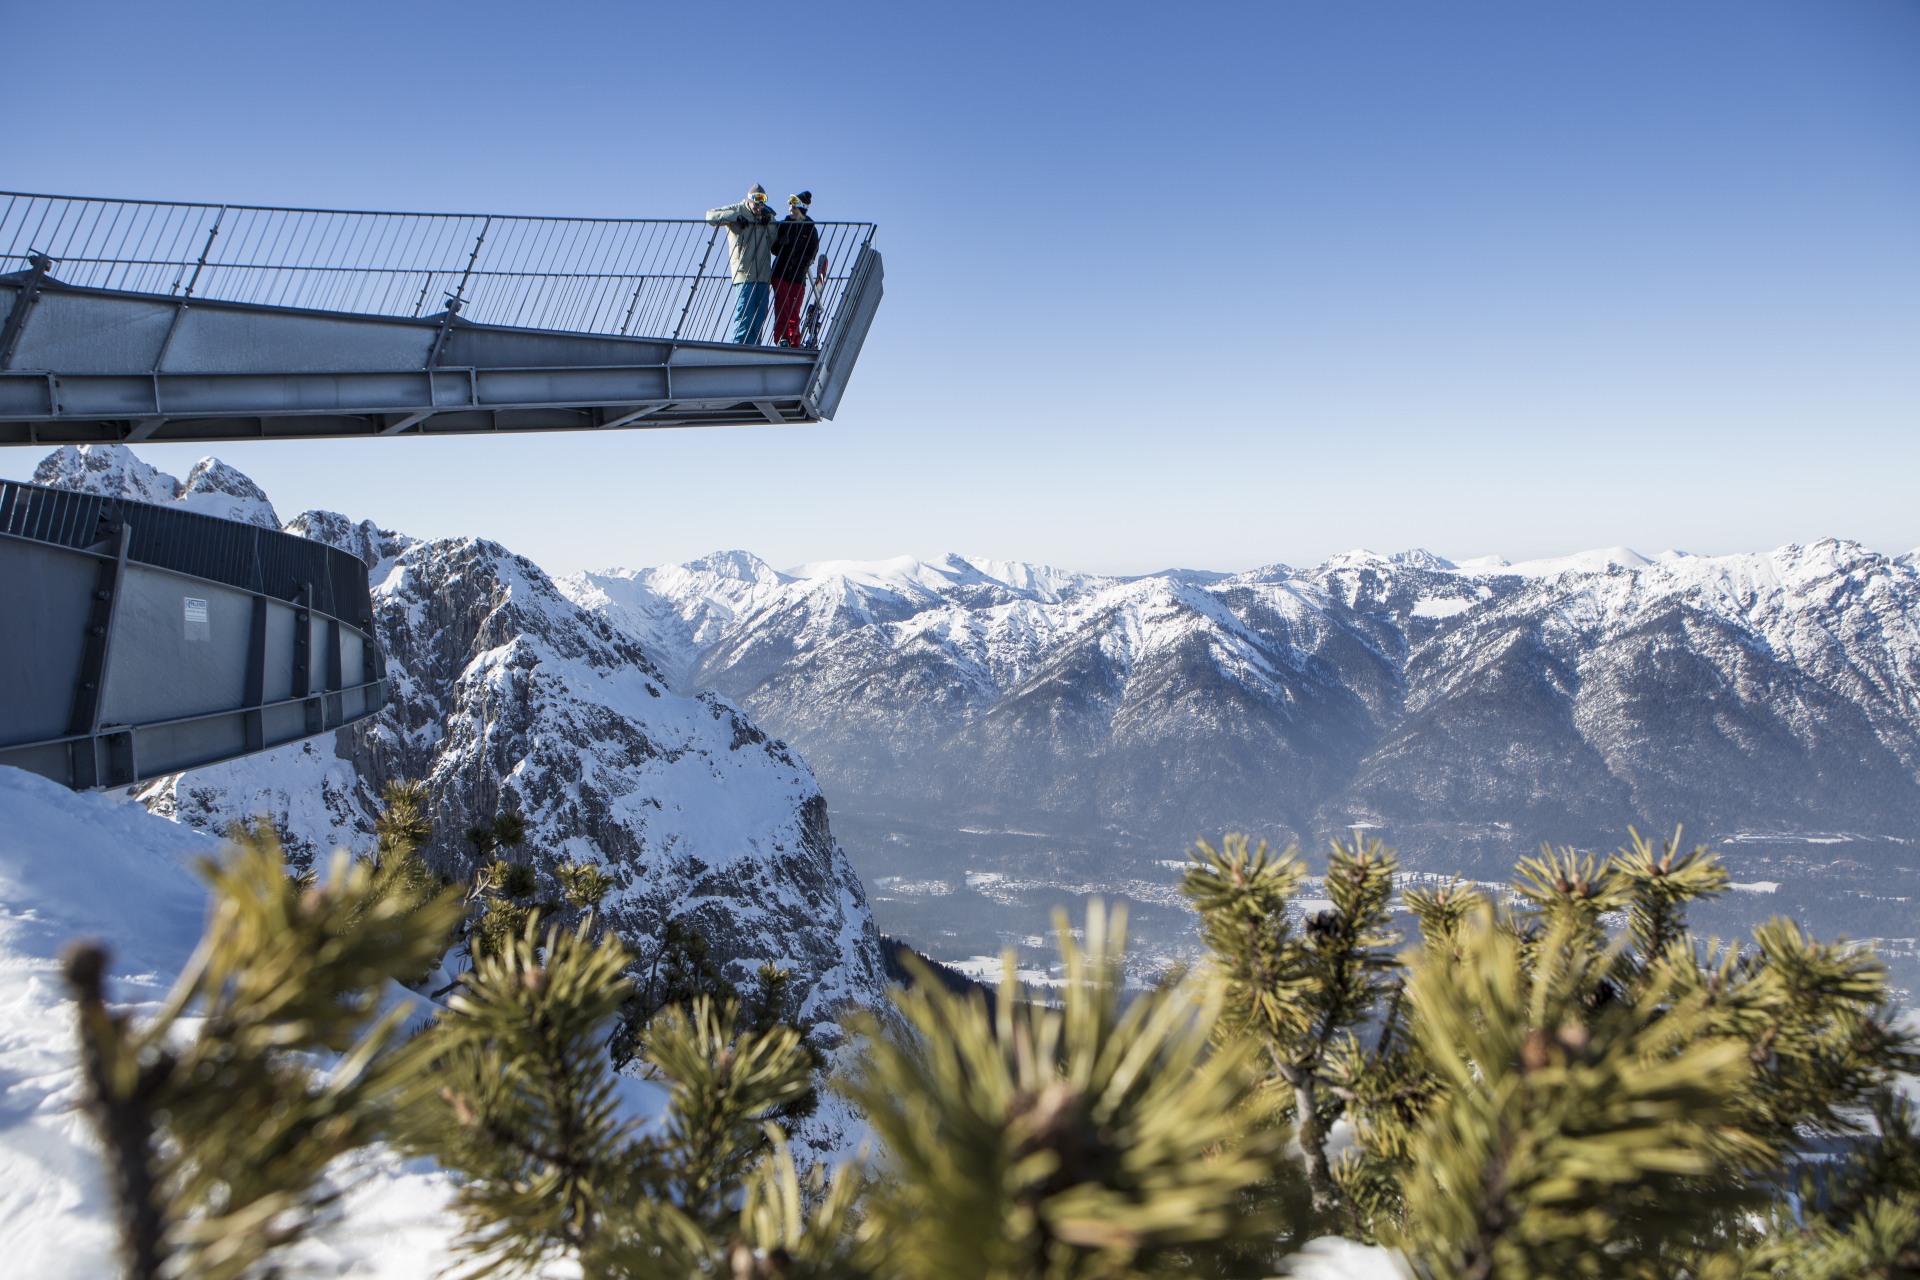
[0,190,877,348]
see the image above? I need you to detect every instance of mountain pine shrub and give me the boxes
[67,811,1920,1279]
[63,824,461,1280]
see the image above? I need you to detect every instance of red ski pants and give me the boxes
[772,279,806,346]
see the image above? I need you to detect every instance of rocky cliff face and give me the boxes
[35,446,890,1048]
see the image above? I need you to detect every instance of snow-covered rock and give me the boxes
[31,442,184,506]
[31,444,280,527]
[0,769,461,1275]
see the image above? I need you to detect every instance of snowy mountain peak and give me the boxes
[947,553,1104,602]
[683,549,791,585]
[27,444,279,528]
[31,443,182,505]
[285,510,417,569]
[176,457,281,528]
[1388,549,1456,571]
[1494,546,1653,577]
[788,554,944,591]
[1323,549,1393,571]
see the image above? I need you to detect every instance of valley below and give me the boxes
[838,809,1920,999]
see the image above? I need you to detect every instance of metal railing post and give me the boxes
[618,272,649,336]
[451,216,491,308]
[178,205,227,298]
[672,226,720,341]
[0,251,54,369]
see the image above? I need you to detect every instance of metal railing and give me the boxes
[0,190,876,347]
[0,478,376,625]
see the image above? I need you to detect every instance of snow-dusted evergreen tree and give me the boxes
[68,815,1920,1279]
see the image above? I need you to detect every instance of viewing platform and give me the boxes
[0,191,883,445]
[0,477,385,789]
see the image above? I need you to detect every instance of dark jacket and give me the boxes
[772,213,820,283]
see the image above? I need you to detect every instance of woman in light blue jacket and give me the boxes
[705,185,779,344]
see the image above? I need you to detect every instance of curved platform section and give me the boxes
[0,192,882,445]
[0,479,385,789]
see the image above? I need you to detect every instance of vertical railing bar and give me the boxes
[212,207,254,303]
[618,223,655,334]
[262,209,305,304]
[126,203,162,291]
[227,208,266,304]
[535,220,569,328]
[672,226,719,341]
[67,201,105,268]
[312,210,355,308]
[160,205,193,294]
[305,211,339,309]
[78,201,113,288]
[335,214,363,310]
[405,216,439,315]
[283,209,327,306]
[22,198,60,267]
[0,195,22,260]
[96,203,136,282]
[238,208,279,302]
[356,213,390,311]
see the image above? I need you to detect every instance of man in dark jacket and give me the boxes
[770,192,820,348]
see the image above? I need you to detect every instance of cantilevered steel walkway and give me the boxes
[0,191,883,445]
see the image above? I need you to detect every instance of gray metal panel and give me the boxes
[809,248,883,420]
[0,538,96,744]
[339,626,366,686]
[263,601,296,702]
[136,714,249,777]
[99,570,251,725]
[261,702,307,745]
[7,291,176,373]
[306,614,325,693]
[0,477,386,789]
[441,327,674,370]
[667,344,815,368]
[472,367,671,404]
[161,306,437,374]
[153,371,438,415]
[47,375,163,416]
[0,374,51,416]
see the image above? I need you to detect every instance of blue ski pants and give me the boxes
[729,282,772,344]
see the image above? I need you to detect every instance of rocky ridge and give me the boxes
[32,446,890,1057]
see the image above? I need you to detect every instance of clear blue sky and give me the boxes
[5,0,1916,576]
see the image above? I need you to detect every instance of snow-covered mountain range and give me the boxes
[561,543,1920,977]
[564,543,1920,857]
[27,446,890,1049]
